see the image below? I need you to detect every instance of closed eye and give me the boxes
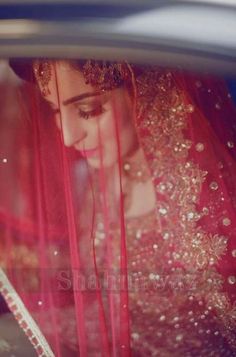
[78,105,105,120]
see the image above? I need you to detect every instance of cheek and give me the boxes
[99,101,130,140]
[94,112,118,164]
[100,107,136,150]
[93,101,136,161]
[97,110,117,143]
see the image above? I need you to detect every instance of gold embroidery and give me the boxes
[125,67,236,354]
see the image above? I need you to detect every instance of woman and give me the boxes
[0,59,235,356]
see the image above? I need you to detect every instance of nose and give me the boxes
[59,109,87,147]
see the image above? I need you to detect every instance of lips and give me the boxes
[79,147,99,158]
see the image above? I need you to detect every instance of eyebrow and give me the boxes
[46,91,102,113]
[62,91,101,106]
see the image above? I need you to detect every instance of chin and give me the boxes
[87,155,117,170]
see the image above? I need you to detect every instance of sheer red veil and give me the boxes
[0,59,235,356]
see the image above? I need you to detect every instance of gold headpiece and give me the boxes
[33,59,130,96]
[33,60,52,97]
[82,60,130,90]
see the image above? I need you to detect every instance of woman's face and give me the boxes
[40,61,138,169]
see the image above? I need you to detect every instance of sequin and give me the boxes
[149,273,156,280]
[227,276,236,285]
[159,207,167,215]
[222,218,231,226]
[210,182,218,191]
[195,143,204,152]
[215,103,221,110]
[131,333,140,340]
[232,249,236,257]
[163,232,170,240]
[202,207,209,215]
[123,163,131,171]
[227,141,234,148]
[186,104,194,113]
[156,183,166,193]
[187,212,195,220]
[176,334,183,341]
[2,158,7,163]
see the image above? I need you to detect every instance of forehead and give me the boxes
[41,61,94,103]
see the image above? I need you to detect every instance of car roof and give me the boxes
[0,0,235,75]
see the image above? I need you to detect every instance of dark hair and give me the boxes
[9,58,36,82]
[9,58,89,83]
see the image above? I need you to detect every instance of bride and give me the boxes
[0,58,235,356]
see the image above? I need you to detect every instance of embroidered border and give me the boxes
[0,268,54,357]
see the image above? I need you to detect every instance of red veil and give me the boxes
[0,60,236,356]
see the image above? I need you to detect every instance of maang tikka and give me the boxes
[33,60,52,97]
[82,60,130,91]
[33,59,131,96]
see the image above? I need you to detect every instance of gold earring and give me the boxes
[33,60,52,97]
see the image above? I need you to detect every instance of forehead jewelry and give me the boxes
[33,60,52,97]
[82,60,130,91]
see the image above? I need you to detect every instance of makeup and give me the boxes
[79,147,99,158]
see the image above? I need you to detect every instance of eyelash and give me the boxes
[78,105,105,120]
